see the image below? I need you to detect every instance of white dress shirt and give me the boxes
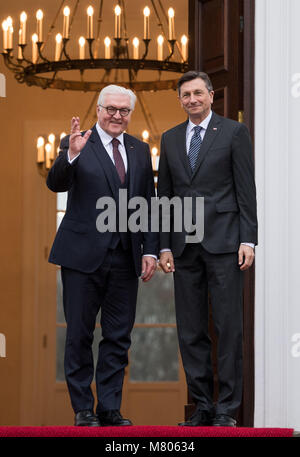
[186,110,212,152]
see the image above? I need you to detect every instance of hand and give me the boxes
[238,244,255,271]
[69,116,92,160]
[159,251,175,273]
[141,256,157,282]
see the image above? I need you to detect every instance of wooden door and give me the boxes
[187,0,255,426]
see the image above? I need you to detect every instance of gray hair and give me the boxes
[97,85,137,110]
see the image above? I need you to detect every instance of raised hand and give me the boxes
[69,117,92,160]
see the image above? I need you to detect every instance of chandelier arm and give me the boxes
[62,38,71,60]
[16,45,33,65]
[141,39,151,60]
[1,51,25,73]
[37,42,50,63]
[164,39,176,62]
[87,39,95,59]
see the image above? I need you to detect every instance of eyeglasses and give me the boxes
[99,105,131,117]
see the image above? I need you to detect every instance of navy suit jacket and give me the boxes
[157,112,258,257]
[47,125,159,276]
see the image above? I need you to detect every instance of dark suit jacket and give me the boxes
[47,124,159,276]
[157,112,258,257]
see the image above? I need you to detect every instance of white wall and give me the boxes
[255,0,300,429]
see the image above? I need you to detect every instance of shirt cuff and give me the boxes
[68,149,80,163]
[142,254,157,260]
[241,242,255,249]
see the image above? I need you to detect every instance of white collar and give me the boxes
[96,123,125,147]
[187,110,213,134]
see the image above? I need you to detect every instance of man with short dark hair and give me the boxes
[47,85,158,426]
[158,71,258,427]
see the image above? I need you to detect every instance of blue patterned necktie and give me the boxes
[188,126,202,171]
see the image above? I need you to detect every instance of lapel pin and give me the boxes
[213,127,218,131]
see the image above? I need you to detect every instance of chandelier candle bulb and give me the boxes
[48,134,55,160]
[18,31,22,58]
[132,37,139,59]
[37,137,45,163]
[63,6,70,39]
[36,10,43,42]
[79,37,85,59]
[143,6,150,39]
[55,33,62,61]
[19,12,27,45]
[157,35,164,60]
[142,129,149,143]
[2,20,8,50]
[8,26,13,50]
[151,146,158,170]
[6,17,13,49]
[168,8,175,40]
[181,34,188,61]
[104,36,111,58]
[32,33,38,63]
[87,6,94,39]
[45,143,52,169]
[114,5,121,38]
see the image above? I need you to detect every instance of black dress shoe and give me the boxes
[178,410,213,426]
[212,414,237,427]
[98,410,133,426]
[75,410,101,426]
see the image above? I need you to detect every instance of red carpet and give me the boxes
[0,426,294,437]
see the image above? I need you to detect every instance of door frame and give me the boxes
[187,0,256,426]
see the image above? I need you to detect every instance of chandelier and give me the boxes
[1,0,189,93]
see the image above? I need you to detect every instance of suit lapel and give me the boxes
[88,124,118,197]
[124,133,137,199]
[175,120,192,179]
[191,112,222,180]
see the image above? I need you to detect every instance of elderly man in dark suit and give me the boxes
[158,71,258,427]
[47,85,158,426]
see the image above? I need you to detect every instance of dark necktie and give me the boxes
[188,125,202,171]
[111,138,126,184]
